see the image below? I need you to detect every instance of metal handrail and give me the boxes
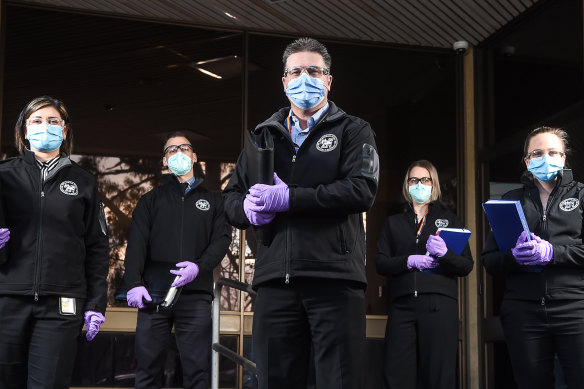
[212,277,257,389]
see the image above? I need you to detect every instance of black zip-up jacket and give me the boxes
[0,150,109,313]
[123,175,232,299]
[482,169,584,301]
[223,101,379,287]
[374,201,474,301]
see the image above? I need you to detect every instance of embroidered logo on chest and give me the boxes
[559,198,579,212]
[316,134,338,152]
[435,219,449,228]
[60,181,78,196]
[196,199,211,211]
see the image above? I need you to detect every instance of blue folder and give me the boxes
[482,199,531,252]
[422,228,471,273]
[436,228,472,255]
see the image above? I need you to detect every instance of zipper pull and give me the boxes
[414,290,418,298]
[541,297,545,306]
[41,191,45,198]
[292,155,296,163]
[542,212,547,222]
[285,273,290,284]
[34,292,39,301]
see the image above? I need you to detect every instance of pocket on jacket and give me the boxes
[291,216,347,260]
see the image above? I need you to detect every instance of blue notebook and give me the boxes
[422,228,471,273]
[436,228,472,255]
[482,199,531,252]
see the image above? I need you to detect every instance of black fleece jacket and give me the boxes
[482,170,584,301]
[124,175,231,299]
[375,201,474,301]
[223,101,379,287]
[0,150,109,313]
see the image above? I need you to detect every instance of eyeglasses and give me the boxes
[408,177,432,185]
[525,149,565,159]
[284,66,330,78]
[26,117,64,126]
[164,144,193,155]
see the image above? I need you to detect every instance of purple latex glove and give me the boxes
[511,231,531,260]
[247,173,290,213]
[244,196,276,226]
[407,254,439,270]
[513,233,553,266]
[127,286,152,309]
[0,228,10,249]
[170,261,200,287]
[84,311,105,341]
[426,235,448,257]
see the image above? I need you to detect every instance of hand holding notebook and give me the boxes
[512,231,553,266]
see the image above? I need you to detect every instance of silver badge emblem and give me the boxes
[316,134,338,152]
[559,198,579,212]
[435,219,449,228]
[60,181,78,196]
[196,199,211,211]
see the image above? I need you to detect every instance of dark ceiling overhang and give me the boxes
[7,0,540,49]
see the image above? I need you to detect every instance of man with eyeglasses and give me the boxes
[122,131,231,389]
[223,37,379,389]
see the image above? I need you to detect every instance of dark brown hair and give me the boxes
[282,37,332,72]
[163,131,193,153]
[523,126,569,158]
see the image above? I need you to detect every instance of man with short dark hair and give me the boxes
[123,132,231,389]
[223,37,379,389]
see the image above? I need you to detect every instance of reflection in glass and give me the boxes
[73,155,235,308]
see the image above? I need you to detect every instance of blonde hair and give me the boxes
[402,160,442,203]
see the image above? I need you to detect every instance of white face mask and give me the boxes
[409,183,432,204]
[285,73,326,109]
[167,152,193,176]
[528,155,564,182]
[27,123,63,152]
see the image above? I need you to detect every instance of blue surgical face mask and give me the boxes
[528,155,565,182]
[167,152,193,176]
[27,123,63,152]
[285,73,326,110]
[409,183,432,204]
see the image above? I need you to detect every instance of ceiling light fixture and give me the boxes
[195,55,237,65]
[196,67,222,79]
[224,11,237,20]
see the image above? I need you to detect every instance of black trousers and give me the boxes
[383,294,459,389]
[253,278,366,389]
[501,298,584,389]
[0,295,84,389]
[134,292,212,389]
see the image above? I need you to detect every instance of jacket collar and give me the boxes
[253,100,344,136]
[405,199,441,214]
[23,148,71,168]
[162,174,203,192]
[23,148,67,164]
[521,169,573,188]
